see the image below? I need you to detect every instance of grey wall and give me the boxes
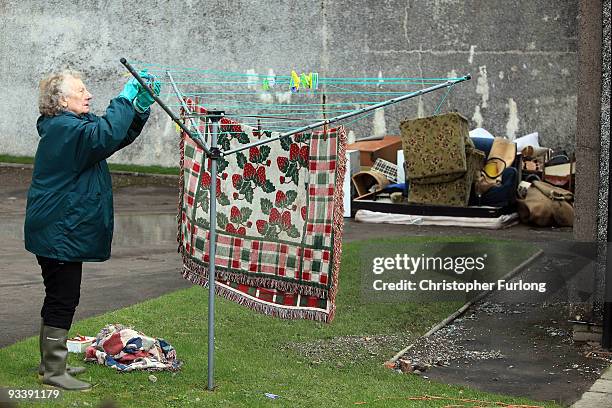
[574,0,605,242]
[597,0,611,243]
[0,0,578,167]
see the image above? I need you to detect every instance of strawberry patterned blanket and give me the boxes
[178,101,347,322]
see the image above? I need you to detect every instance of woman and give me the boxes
[24,70,160,390]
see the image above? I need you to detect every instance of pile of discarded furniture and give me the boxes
[348,112,575,229]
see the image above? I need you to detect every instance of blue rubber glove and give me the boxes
[118,77,140,101]
[118,70,152,102]
[133,77,161,113]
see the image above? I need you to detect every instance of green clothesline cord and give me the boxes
[180,97,382,108]
[433,84,454,115]
[137,60,458,132]
[180,91,427,96]
[160,93,365,106]
[165,88,455,118]
[187,125,325,133]
[151,73,450,84]
[176,96,401,109]
[174,99,380,113]
[163,89,455,119]
[153,77,448,86]
[166,105,406,117]
[130,60,460,83]
[220,109,362,115]
[144,69,457,83]
[165,102,384,113]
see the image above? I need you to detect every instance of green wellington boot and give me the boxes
[41,325,91,391]
[38,321,86,377]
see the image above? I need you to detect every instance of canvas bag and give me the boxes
[516,180,574,227]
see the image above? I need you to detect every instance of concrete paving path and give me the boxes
[571,366,612,407]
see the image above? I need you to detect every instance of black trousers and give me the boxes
[37,256,82,330]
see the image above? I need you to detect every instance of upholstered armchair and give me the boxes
[400,113,484,207]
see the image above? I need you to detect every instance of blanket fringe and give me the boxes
[182,266,331,322]
[177,132,186,253]
[326,125,348,322]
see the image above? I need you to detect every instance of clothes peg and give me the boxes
[300,73,312,89]
[267,73,276,88]
[311,72,319,90]
[290,70,300,92]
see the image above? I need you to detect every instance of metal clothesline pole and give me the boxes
[166,70,209,148]
[166,73,223,382]
[121,58,471,391]
[206,111,224,390]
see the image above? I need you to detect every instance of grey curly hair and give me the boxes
[38,70,82,116]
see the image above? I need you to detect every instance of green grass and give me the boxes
[106,163,179,175]
[0,238,558,408]
[0,155,179,176]
[0,154,34,165]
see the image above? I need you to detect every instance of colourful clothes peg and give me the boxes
[290,70,300,92]
[300,73,312,89]
[311,72,319,90]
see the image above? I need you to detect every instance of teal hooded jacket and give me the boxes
[24,97,150,262]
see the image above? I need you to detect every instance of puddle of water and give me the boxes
[1,214,178,247]
[112,214,178,246]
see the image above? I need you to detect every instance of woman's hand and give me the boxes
[118,77,140,102]
[133,76,161,113]
[118,70,155,105]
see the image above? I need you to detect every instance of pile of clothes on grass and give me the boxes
[85,324,182,372]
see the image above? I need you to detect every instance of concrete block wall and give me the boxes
[0,0,578,167]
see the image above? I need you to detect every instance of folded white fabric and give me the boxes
[354,209,519,230]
